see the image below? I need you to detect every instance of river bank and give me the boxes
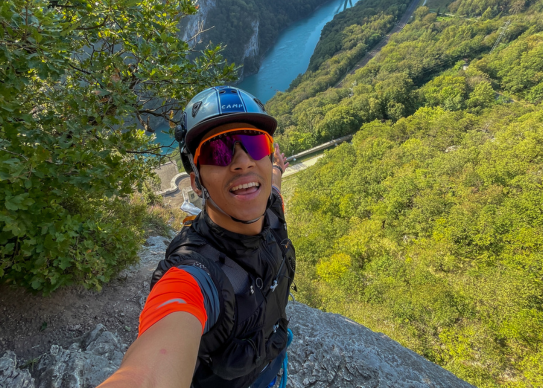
[238,0,356,103]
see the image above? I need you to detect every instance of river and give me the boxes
[238,0,356,103]
[151,0,356,148]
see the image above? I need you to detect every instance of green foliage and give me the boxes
[425,0,455,14]
[316,252,351,282]
[420,75,468,110]
[473,31,543,102]
[280,0,543,385]
[467,80,495,108]
[268,0,543,157]
[315,105,361,140]
[289,105,543,387]
[448,0,538,17]
[414,6,430,21]
[0,0,235,293]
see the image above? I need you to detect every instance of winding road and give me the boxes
[335,0,421,88]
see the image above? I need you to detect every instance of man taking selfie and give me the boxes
[99,86,296,388]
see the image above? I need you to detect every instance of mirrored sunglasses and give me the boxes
[194,128,274,167]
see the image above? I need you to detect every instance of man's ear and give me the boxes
[190,172,203,197]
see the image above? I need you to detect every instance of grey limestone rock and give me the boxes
[34,324,126,388]
[1,304,474,388]
[0,351,35,388]
[286,302,474,387]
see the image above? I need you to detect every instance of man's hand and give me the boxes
[272,143,289,191]
[274,143,289,172]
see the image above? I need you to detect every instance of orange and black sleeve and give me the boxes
[138,267,208,337]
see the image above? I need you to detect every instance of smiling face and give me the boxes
[191,123,273,235]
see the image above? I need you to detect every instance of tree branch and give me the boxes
[47,1,78,9]
[187,21,215,45]
[125,150,164,156]
[125,139,177,158]
[135,110,153,132]
[76,16,109,31]
[68,63,93,75]
[0,148,29,161]
[138,109,169,117]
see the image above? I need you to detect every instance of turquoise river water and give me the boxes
[151,0,356,148]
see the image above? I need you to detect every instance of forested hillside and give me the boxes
[269,0,411,131]
[268,0,542,156]
[279,0,543,386]
[188,0,331,76]
[307,0,409,72]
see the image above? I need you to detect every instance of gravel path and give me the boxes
[283,154,325,178]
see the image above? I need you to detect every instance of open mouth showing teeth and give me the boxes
[230,182,261,195]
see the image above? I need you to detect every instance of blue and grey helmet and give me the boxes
[175,86,277,156]
[175,86,276,224]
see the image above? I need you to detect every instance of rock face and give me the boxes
[0,352,34,388]
[286,302,474,388]
[181,0,217,45]
[25,325,125,388]
[1,303,473,388]
[34,324,126,388]
[244,20,260,62]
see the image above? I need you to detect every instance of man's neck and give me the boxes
[205,204,264,235]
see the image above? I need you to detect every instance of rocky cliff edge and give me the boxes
[1,301,473,388]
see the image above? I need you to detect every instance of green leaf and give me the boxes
[58,256,71,270]
[5,193,33,210]
[44,234,55,250]
[3,158,21,166]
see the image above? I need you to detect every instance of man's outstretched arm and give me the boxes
[97,311,201,388]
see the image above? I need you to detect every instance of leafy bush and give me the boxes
[0,0,235,293]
